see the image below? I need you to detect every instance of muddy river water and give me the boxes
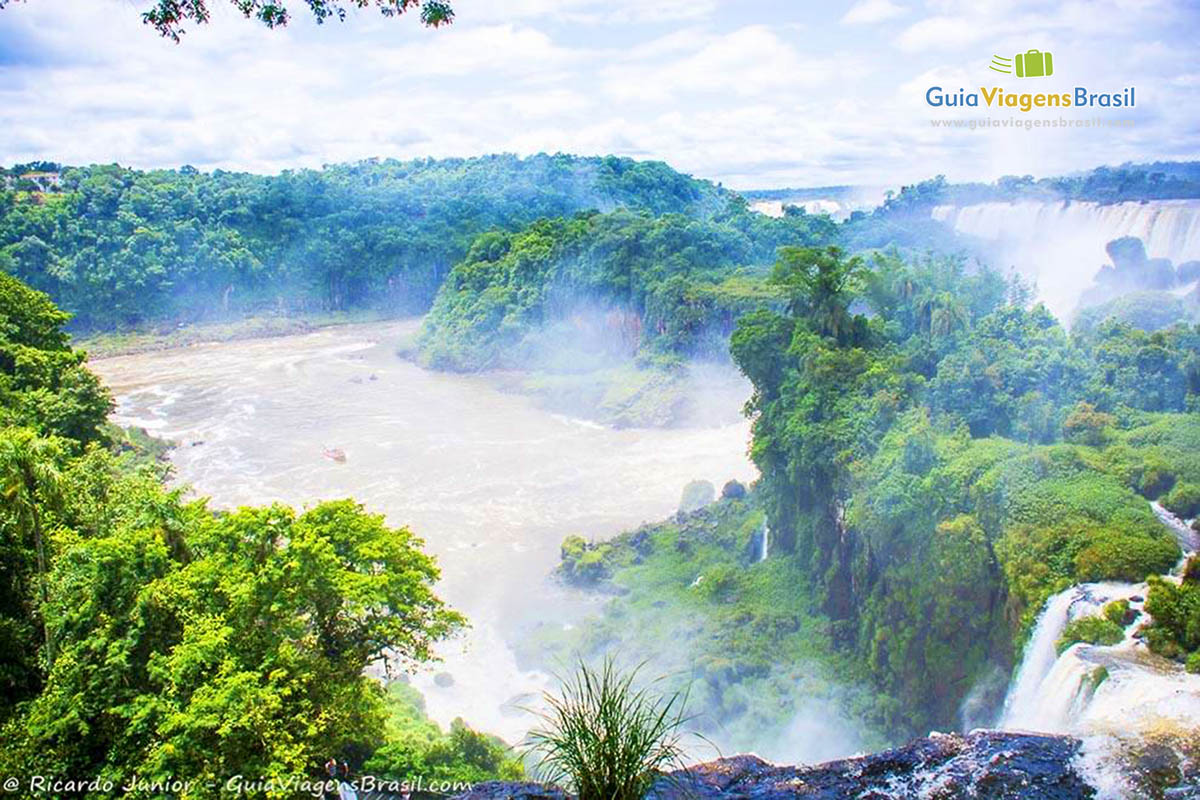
[91,320,755,741]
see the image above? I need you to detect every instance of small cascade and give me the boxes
[1001,581,1146,732]
[999,504,1200,795]
[1151,500,1200,558]
[930,199,1200,320]
[759,524,770,562]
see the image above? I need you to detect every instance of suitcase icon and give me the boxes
[1015,49,1053,78]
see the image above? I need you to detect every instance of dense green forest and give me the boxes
[0,155,724,329]
[873,161,1200,215]
[416,201,835,370]
[731,248,1200,729]
[6,151,1200,782]
[0,273,522,794]
[545,246,1200,742]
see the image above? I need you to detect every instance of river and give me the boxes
[89,319,756,743]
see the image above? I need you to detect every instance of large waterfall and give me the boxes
[931,200,1200,320]
[998,504,1200,795]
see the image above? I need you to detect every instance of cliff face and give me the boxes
[453,730,1094,800]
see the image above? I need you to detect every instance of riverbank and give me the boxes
[74,310,404,359]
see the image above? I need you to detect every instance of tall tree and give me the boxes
[0,430,65,669]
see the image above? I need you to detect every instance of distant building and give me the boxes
[18,171,62,192]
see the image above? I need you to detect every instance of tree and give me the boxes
[0,0,454,42]
[0,430,65,671]
[9,496,466,788]
[768,246,865,345]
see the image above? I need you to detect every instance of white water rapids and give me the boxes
[932,199,1200,320]
[90,320,756,743]
[998,503,1200,796]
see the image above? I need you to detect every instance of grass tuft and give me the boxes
[527,658,690,800]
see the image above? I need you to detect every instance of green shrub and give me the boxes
[560,536,614,584]
[528,659,688,800]
[1188,651,1200,674]
[1073,535,1180,583]
[1104,599,1131,626]
[365,685,524,784]
[1164,482,1200,519]
[1057,615,1125,654]
[1144,572,1200,662]
[1062,401,1116,446]
[1138,457,1177,499]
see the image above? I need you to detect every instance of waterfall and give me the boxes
[1150,500,1200,556]
[1001,586,1082,729]
[1000,582,1147,733]
[931,199,1200,320]
[1000,504,1200,742]
[759,524,770,562]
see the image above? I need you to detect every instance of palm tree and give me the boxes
[0,430,65,667]
[928,292,969,338]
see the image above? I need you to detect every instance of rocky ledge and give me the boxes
[453,730,1094,800]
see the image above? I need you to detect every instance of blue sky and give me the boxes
[0,0,1196,188]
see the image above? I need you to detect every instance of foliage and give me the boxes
[1144,559,1200,665]
[527,658,688,800]
[1164,482,1200,519]
[871,163,1200,211]
[100,0,453,42]
[0,156,726,329]
[417,204,835,371]
[0,273,112,444]
[1073,292,1198,336]
[534,496,895,752]
[0,273,497,792]
[1056,615,1125,654]
[365,683,524,785]
[559,535,617,586]
[728,244,1199,734]
[4,485,465,790]
[1104,599,1131,626]
[1062,402,1117,446]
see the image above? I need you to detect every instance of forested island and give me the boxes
[3,154,1200,797]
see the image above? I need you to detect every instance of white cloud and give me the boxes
[461,0,717,24]
[842,0,907,25]
[0,0,1195,189]
[896,15,983,51]
[600,26,844,104]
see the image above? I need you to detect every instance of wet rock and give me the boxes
[433,672,455,688]
[453,731,1093,800]
[1178,260,1200,284]
[721,479,747,500]
[652,731,1090,800]
[453,783,568,800]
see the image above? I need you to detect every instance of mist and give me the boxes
[932,198,1200,323]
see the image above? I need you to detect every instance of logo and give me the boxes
[990,50,1055,78]
[924,46,1134,114]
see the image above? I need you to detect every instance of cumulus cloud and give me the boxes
[0,0,1196,189]
[842,0,907,25]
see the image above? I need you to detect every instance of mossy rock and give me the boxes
[1056,615,1124,654]
[1104,599,1133,626]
